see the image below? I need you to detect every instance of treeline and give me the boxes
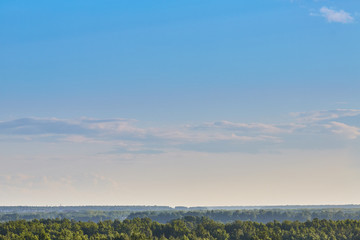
[0,206,173,214]
[2,209,360,223]
[2,205,359,214]
[0,211,129,223]
[128,209,360,223]
[2,217,360,239]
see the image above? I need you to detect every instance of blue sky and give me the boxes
[0,0,360,206]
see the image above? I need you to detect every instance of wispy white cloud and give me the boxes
[325,121,360,139]
[290,1,355,23]
[318,7,354,23]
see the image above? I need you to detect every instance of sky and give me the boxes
[0,0,360,206]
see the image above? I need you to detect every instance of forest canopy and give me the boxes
[1,217,360,240]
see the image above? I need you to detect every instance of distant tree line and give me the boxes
[127,209,360,223]
[2,217,360,239]
[0,211,129,223]
[2,209,360,224]
[2,205,359,214]
[0,206,173,214]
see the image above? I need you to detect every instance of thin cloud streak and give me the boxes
[291,109,360,123]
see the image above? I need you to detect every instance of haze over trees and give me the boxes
[2,206,360,224]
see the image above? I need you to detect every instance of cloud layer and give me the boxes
[0,109,359,154]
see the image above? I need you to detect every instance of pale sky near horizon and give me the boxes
[1,0,360,206]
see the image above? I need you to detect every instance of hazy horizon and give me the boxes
[1,204,360,208]
[1,0,360,206]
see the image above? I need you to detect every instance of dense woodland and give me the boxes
[127,209,360,223]
[2,207,360,239]
[2,217,360,240]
